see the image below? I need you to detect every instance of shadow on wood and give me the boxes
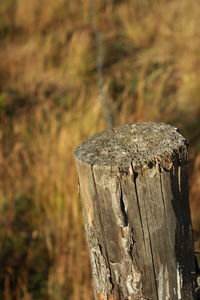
[75,122,195,300]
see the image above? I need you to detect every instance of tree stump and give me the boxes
[74,122,195,300]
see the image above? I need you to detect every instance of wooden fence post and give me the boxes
[74,123,195,300]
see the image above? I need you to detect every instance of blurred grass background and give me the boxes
[0,0,200,299]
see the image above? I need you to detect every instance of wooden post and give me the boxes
[74,123,195,300]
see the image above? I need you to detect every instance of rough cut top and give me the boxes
[74,123,187,169]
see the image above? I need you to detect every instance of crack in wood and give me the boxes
[75,123,195,300]
[131,163,147,255]
[111,226,143,299]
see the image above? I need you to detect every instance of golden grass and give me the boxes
[0,0,200,299]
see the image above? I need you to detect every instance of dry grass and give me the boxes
[0,0,200,299]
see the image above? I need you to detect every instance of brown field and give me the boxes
[0,0,200,299]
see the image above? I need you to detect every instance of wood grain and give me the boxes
[75,123,195,300]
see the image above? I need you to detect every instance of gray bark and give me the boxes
[75,122,195,300]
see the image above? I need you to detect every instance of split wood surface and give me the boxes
[75,123,195,300]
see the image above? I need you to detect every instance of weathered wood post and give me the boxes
[74,123,195,300]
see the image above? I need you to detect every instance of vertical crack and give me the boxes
[159,171,171,247]
[119,180,128,227]
[146,219,159,300]
[131,163,147,254]
[131,164,159,299]
[143,174,159,300]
